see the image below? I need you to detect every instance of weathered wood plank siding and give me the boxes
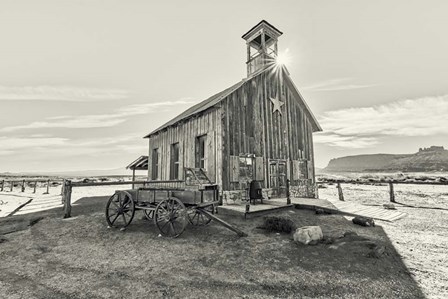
[221,70,317,190]
[147,108,223,185]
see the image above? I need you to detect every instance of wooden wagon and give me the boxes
[105,184,246,237]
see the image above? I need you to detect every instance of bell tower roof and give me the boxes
[242,20,283,76]
[241,20,283,41]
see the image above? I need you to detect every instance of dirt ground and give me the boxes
[0,196,424,299]
[320,183,448,299]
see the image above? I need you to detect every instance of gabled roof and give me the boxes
[241,20,283,40]
[126,155,148,170]
[144,79,246,138]
[144,66,321,138]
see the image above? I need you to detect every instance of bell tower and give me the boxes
[242,20,283,76]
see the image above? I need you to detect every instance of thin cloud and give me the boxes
[314,133,379,149]
[302,78,376,92]
[315,94,448,148]
[0,85,129,102]
[0,134,146,157]
[0,99,196,133]
[0,136,69,155]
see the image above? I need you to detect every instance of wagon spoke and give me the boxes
[108,211,118,217]
[169,222,176,236]
[117,193,121,205]
[110,213,119,225]
[111,199,120,208]
[122,213,127,224]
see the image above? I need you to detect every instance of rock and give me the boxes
[343,231,358,237]
[352,216,375,227]
[383,203,396,210]
[262,216,295,233]
[293,226,323,245]
[367,245,386,258]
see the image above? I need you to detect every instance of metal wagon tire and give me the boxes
[187,205,213,226]
[106,191,135,229]
[154,197,187,238]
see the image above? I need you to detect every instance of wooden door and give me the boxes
[269,160,287,197]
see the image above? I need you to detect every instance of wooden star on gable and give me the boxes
[270,96,284,115]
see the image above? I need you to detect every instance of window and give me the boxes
[195,134,207,169]
[151,148,159,180]
[170,143,180,180]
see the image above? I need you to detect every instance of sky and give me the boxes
[1,0,448,172]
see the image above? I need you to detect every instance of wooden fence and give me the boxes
[319,180,448,202]
[0,179,63,194]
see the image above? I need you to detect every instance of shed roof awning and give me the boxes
[126,155,148,171]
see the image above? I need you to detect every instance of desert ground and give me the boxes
[0,174,447,298]
[318,181,448,299]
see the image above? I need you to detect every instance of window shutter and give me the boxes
[230,156,240,182]
[255,157,264,181]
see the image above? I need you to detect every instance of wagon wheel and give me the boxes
[143,209,155,220]
[154,197,187,238]
[187,205,213,226]
[105,191,135,229]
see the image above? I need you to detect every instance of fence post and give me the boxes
[0,180,4,192]
[33,181,37,194]
[315,183,319,199]
[60,179,65,196]
[44,179,50,194]
[21,179,26,192]
[63,180,72,218]
[10,181,13,192]
[286,179,291,205]
[337,182,344,201]
[389,182,395,203]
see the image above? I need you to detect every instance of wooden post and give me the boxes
[315,183,319,199]
[286,179,291,205]
[10,181,13,192]
[21,179,26,192]
[60,179,65,196]
[63,180,72,218]
[33,181,37,194]
[389,182,395,203]
[337,182,344,201]
[44,179,50,194]
[132,169,135,189]
[0,180,4,192]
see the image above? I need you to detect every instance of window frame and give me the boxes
[170,142,180,180]
[151,148,159,180]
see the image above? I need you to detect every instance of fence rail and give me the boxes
[0,179,63,194]
[318,179,447,203]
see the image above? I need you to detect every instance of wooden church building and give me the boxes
[144,20,321,202]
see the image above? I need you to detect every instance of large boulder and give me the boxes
[293,226,323,245]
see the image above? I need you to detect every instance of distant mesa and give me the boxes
[324,146,448,172]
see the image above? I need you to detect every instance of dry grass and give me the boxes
[0,196,424,299]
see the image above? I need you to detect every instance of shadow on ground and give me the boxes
[0,196,425,298]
